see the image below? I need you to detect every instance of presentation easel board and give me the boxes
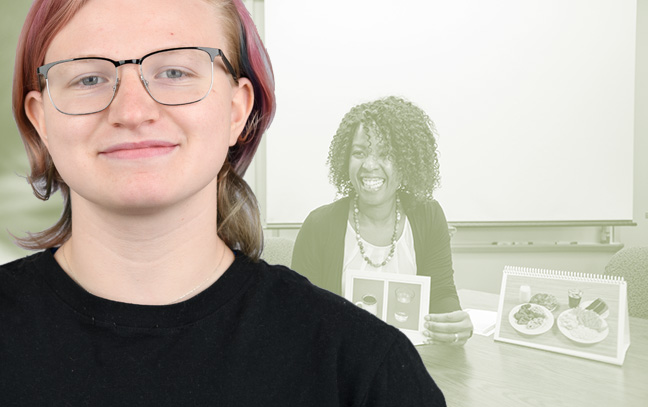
[494,266,630,365]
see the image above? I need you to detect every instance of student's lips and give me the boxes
[100,141,178,159]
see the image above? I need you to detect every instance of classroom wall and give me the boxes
[618,0,648,250]
[263,0,648,294]
[264,0,637,225]
[450,4,648,295]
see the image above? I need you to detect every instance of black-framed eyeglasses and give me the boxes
[36,47,238,116]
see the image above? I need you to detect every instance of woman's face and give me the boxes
[25,0,253,214]
[348,124,401,207]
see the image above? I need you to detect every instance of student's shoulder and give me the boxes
[0,251,50,302]
[247,257,359,307]
[238,259,443,405]
[244,257,399,336]
[0,251,47,279]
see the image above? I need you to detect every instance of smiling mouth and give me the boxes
[100,141,178,160]
[361,177,385,191]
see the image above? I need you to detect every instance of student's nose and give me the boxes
[107,66,160,129]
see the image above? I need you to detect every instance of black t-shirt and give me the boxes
[0,250,445,406]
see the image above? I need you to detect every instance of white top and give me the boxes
[341,217,417,297]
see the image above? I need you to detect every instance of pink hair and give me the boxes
[228,0,276,175]
[13,0,90,200]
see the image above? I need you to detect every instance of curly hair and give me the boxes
[327,96,441,202]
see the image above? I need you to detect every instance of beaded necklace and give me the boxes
[352,194,401,268]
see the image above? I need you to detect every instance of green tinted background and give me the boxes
[0,1,63,263]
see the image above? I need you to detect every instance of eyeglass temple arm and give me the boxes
[220,55,238,81]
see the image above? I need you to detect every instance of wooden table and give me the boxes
[417,289,648,407]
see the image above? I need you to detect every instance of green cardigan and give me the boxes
[291,195,461,314]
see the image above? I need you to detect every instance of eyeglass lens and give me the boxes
[45,48,214,115]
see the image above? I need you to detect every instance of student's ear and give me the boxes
[24,90,50,149]
[229,77,254,146]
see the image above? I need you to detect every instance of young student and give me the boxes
[1,0,446,405]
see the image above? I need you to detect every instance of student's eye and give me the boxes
[70,74,108,88]
[158,68,188,79]
[80,75,103,86]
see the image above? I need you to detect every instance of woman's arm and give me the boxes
[411,200,473,345]
[411,200,461,314]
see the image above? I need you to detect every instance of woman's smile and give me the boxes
[359,176,385,192]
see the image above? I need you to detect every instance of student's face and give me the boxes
[348,124,401,207]
[24,0,253,214]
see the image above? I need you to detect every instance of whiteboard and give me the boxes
[264,0,636,224]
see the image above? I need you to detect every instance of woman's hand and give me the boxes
[423,310,473,345]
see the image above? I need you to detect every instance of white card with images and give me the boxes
[344,270,431,344]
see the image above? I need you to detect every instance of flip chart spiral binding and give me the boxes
[502,266,626,283]
[494,266,630,365]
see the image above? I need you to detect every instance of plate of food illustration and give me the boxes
[529,293,559,312]
[557,307,609,344]
[509,303,554,335]
[580,298,609,319]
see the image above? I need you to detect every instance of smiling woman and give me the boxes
[0,0,446,405]
[292,96,474,346]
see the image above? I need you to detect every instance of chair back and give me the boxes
[261,236,295,268]
[604,246,648,319]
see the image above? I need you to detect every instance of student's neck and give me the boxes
[56,187,232,305]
